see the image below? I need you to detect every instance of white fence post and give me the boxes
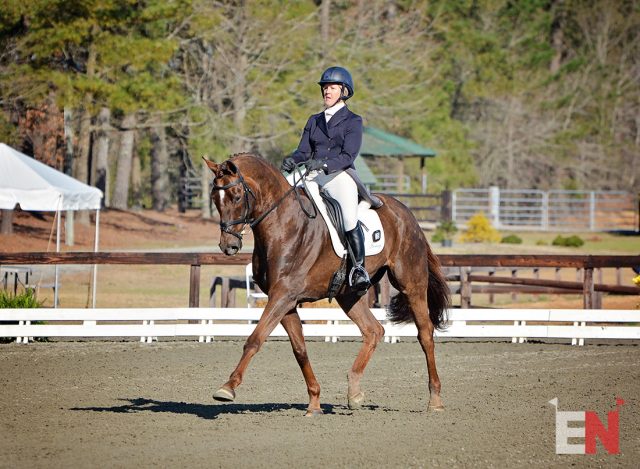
[542,192,549,230]
[589,191,596,231]
[451,191,457,223]
[489,186,500,228]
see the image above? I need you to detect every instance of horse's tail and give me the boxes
[386,246,450,331]
[425,245,450,330]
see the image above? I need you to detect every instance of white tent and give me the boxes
[0,143,103,307]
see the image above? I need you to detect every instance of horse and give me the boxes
[204,153,450,416]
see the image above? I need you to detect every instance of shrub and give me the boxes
[432,220,458,243]
[501,234,523,244]
[460,212,501,243]
[552,234,585,247]
[536,240,548,246]
[0,290,42,308]
[0,290,44,344]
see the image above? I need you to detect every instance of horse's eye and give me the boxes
[233,195,242,203]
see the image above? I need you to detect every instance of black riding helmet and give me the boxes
[318,66,354,100]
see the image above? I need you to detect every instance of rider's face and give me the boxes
[322,84,343,108]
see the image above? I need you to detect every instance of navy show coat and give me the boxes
[291,106,363,174]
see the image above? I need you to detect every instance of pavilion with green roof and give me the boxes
[353,157,377,188]
[359,126,436,193]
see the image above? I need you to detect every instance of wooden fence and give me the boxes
[381,192,447,225]
[1,253,638,309]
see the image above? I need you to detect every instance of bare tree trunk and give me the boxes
[232,50,248,153]
[630,113,640,189]
[506,98,514,189]
[75,102,92,184]
[111,114,137,210]
[75,40,97,225]
[320,0,330,46]
[63,105,77,243]
[150,122,170,211]
[1,209,13,235]
[131,149,142,211]
[201,160,211,219]
[65,211,74,246]
[63,108,74,176]
[94,107,110,208]
[106,123,119,208]
[550,0,565,74]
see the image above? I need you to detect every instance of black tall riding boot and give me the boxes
[346,225,371,295]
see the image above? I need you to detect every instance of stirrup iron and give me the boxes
[348,264,370,287]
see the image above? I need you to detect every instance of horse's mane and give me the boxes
[228,152,285,181]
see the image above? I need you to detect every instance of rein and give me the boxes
[212,163,317,240]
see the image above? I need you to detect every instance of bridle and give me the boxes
[212,163,317,241]
[211,170,256,241]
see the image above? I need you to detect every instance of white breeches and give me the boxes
[287,170,359,231]
[314,171,358,231]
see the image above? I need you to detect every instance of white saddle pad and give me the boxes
[295,180,385,258]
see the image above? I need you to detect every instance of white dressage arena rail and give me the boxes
[2,308,639,346]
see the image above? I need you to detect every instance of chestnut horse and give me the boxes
[205,154,450,416]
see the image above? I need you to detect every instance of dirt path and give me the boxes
[1,339,638,468]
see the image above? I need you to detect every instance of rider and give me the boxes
[281,66,382,295]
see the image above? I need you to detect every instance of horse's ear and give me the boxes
[220,160,238,176]
[203,157,218,174]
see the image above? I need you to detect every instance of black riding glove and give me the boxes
[306,159,328,173]
[280,157,296,172]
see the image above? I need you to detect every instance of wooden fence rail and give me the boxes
[1,253,638,309]
[467,274,638,295]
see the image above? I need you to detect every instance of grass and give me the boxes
[29,264,250,309]
[436,230,639,255]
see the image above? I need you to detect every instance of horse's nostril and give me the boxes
[224,246,239,256]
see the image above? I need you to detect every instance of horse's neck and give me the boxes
[250,183,316,254]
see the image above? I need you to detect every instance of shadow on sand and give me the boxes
[70,398,380,419]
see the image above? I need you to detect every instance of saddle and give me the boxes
[287,175,385,300]
[314,187,386,301]
[319,190,347,247]
[302,182,385,258]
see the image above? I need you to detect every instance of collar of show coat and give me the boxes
[324,101,345,122]
[317,102,348,136]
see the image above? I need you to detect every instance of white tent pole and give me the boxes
[91,209,100,308]
[54,209,61,308]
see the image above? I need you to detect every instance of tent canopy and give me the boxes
[360,126,436,158]
[0,143,102,211]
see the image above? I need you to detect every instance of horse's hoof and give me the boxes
[428,403,445,412]
[348,392,365,409]
[213,386,235,402]
[304,409,324,417]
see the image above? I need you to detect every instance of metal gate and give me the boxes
[452,187,638,231]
